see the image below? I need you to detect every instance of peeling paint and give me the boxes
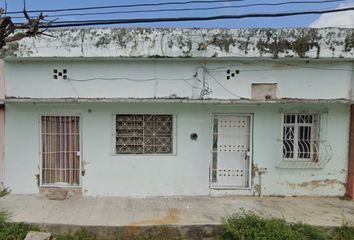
[288,179,345,190]
[5,28,354,59]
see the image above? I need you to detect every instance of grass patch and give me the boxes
[0,223,39,240]
[291,223,330,240]
[0,209,38,240]
[223,212,303,240]
[222,212,354,240]
[55,230,96,240]
[331,224,354,240]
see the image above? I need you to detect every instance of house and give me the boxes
[0,28,353,198]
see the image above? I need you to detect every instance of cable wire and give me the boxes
[9,0,347,19]
[35,7,354,28]
[204,68,245,98]
[5,0,251,14]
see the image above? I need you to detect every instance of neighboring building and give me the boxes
[1,28,354,198]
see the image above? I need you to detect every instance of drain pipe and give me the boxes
[258,167,268,198]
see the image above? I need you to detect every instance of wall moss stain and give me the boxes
[293,29,322,58]
[0,42,19,57]
[197,33,236,52]
[255,29,322,58]
[175,37,193,54]
[6,28,354,58]
[256,38,292,58]
[344,32,354,52]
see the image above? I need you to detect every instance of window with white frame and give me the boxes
[282,113,320,162]
[115,114,173,154]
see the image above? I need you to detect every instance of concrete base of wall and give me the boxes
[39,187,82,200]
[32,223,223,240]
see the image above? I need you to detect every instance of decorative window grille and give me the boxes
[116,114,173,154]
[279,113,332,168]
[41,116,81,186]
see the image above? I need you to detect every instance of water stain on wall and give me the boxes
[288,179,345,190]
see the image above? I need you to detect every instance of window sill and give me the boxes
[276,161,326,169]
[111,153,177,157]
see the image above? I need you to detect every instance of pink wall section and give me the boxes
[0,60,4,185]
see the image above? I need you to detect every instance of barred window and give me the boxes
[116,114,173,154]
[282,113,320,162]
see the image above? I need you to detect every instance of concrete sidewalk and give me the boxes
[1,195,354,228]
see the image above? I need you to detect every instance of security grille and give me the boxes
[283,113,319,162]
[116,114,173,154]
[41,116,81,186]
[211,114,251,189]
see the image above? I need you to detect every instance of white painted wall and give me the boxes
[4,102,349,197]
[5,60,352,100]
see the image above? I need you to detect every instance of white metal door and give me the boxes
[211,114,251,189]
[40,116,81,187]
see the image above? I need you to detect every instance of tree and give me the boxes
[0,9,47,49]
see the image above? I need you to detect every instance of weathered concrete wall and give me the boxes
[2,28,354,59]
[4,102,349,197]
[5,60,352,100]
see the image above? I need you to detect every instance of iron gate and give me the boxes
[40,116,81,187]
[211,114,252,189]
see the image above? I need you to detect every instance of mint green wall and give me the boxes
[4,102,350,196]
[5,60,352,100]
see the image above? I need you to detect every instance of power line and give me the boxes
[5,0,251,14]
[36,7,354,28]
[9,0,347,19]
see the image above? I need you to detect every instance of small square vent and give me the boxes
[53,69,68,80]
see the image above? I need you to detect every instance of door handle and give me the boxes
[245,151,250,160]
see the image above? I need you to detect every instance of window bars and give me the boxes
[116,114,173,154]
[279,113,332,168]
[41,116,81,186]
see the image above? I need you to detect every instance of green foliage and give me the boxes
[0,223,38,240]
[0,210,9,225]
[222,212,302,240]
[291,223,330,240]
[55,230,96,240]
[221,212,343,240]
[331,224,354,240]
[0,188,10,198]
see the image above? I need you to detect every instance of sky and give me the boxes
[1,0,354,28]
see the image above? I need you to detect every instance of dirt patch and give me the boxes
[129,208,180,226]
